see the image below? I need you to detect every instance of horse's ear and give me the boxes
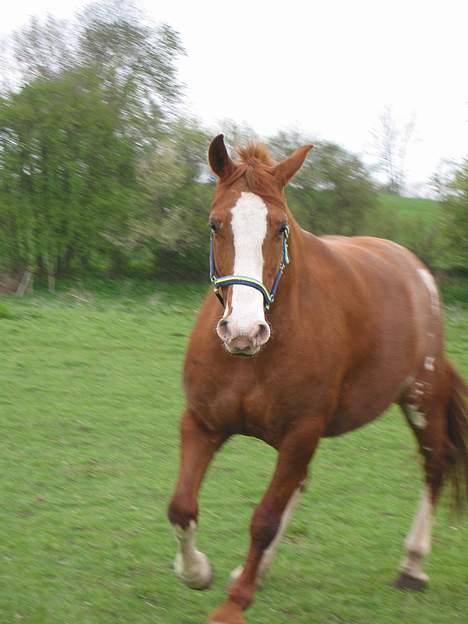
[208,134,236,180]
[274,144,314,187]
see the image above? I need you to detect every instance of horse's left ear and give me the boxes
[274,144,314,187]
[208,134,236,180]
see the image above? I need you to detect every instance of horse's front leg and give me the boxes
[168,410,226,589]
[209,420,323,624]
[229,483,305,586]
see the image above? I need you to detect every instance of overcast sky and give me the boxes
[2,0,468,194]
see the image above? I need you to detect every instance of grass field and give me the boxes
[1,282,467,624]
[379,194,441,224]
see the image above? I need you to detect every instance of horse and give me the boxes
[167,134,467,624]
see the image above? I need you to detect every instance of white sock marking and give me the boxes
[174,521,212,588]
[400,486,432,581]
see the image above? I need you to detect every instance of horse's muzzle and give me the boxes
[225,335,259,357]
[217,319,270,356]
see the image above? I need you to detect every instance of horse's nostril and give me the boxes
[217,318,230,341]
[254,322,270,345]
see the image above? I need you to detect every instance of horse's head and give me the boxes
[208,134,313,356]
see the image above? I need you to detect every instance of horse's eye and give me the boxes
[209,221,219,234]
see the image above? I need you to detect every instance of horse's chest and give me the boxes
[186,361,329,445]
[197,382,278,434]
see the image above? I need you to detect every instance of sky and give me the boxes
[2,0,468,195]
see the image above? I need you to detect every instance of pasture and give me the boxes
[379,194,441,224]
[1,281,467,624]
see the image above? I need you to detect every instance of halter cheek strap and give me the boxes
[209,226,290,310]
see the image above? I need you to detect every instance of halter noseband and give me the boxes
[209,225,290,310]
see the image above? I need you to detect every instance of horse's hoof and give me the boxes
[174,552,213,590]
[208,602,246,624]
[393,572,427,592]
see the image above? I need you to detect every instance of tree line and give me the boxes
[0,1,466,290]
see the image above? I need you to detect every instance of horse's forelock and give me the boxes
[236,143,276,167]
[218,143,281,203]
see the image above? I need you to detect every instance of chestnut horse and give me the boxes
[168,135,467,624]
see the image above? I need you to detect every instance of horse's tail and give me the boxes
[446,362,468,511]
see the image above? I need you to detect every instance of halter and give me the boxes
[209,226,290,310]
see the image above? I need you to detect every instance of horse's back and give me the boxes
[320,235,437,314]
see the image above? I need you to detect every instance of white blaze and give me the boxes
[226,192,268,332]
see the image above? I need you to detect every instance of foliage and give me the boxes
[0,0,184,281]
[0,2,465,282]
[0,302,14,318]
[270,131,378,235]
[134,119,213,277]
[77,0,183,144]
[441,158,468,271]
[10,14,76,83]
[440,276,468,306]
[0,69,140,277]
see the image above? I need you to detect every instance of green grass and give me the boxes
[0,302,15,319]
[1,284,467,624]
[379,193,441,224]
[367,194,454,272]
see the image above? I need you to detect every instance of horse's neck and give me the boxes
[270,220,332,317]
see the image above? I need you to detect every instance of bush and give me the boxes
[0,303,14,319]
[441,159,468,272]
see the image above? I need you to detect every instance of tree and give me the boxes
[78,0,183,145]
[0,0,184,283]
[372,106,415,195]
[269,131,377,235]
[135,119,212,277]
[0,68,140,285]
[11,15,76,83]
[441,159,468,271]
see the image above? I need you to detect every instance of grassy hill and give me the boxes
[379,193,441,223]
[364,193,468,303]
[361,193,443,271]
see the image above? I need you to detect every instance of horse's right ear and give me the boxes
[208,134,236,180]
[274,144,314,187]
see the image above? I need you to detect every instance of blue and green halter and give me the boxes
[209,225,290,310]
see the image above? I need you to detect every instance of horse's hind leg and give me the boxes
[394,480,433,590]
[394,362,465,590]
[168,410,226,589]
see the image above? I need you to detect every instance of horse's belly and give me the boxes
[323,358,412,436]
[323,401,392,437]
